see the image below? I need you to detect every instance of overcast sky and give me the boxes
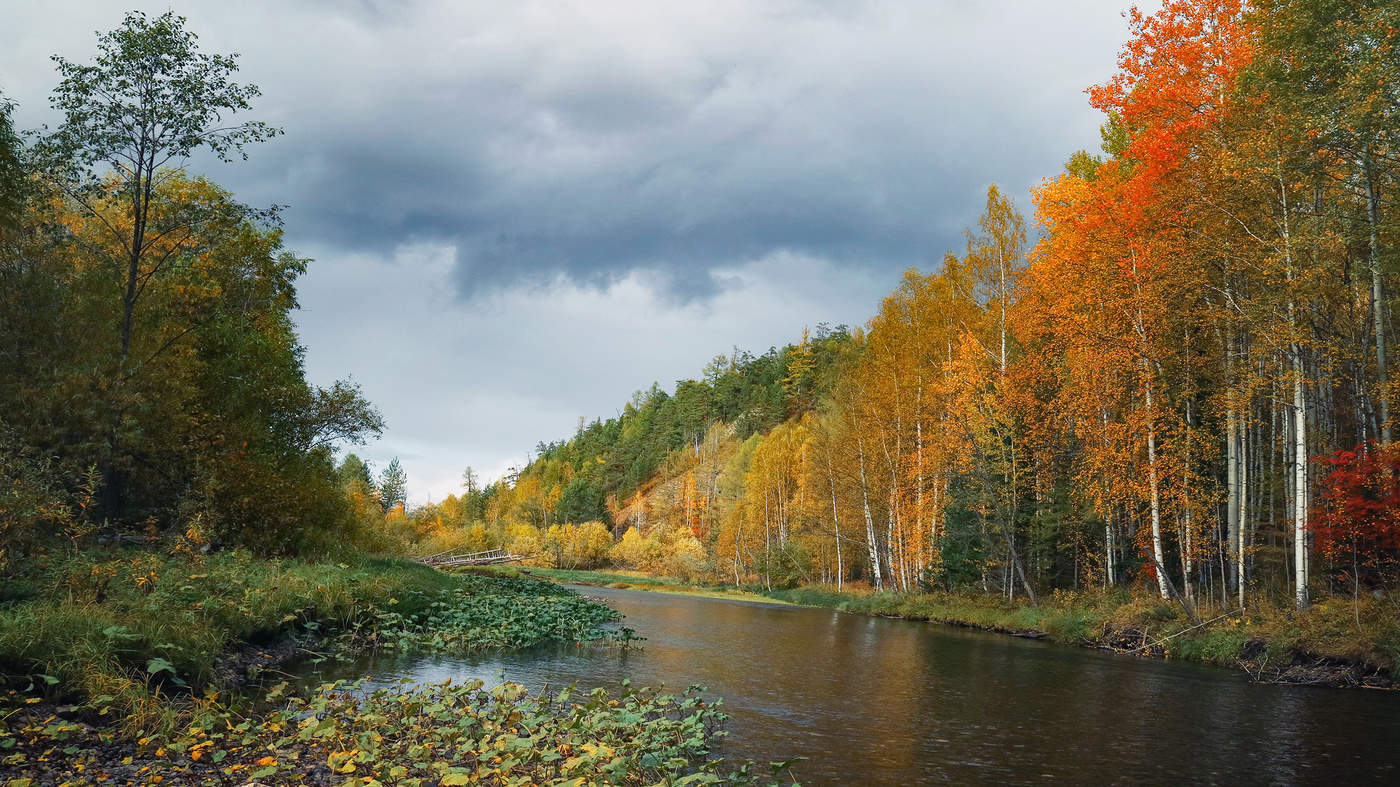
[3,0,1148,503]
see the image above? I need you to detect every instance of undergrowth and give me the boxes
[0,549,801,784]
[758,583,1400,679]
[1,678,797,785]
[0,549,629,735]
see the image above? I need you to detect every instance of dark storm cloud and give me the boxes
[5,1,1126,298]
[104,0,1126,298]
[2,0,1147,499]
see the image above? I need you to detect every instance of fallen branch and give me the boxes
[1122,607,1244,655]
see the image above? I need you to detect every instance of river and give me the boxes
[302,585,1400,784]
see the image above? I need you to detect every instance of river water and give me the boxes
[302,586,1400,784]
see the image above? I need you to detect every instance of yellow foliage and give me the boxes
[504,523,542,563]
[610,527,664,573]
[541,520,613,569]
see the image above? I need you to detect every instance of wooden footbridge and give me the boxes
[417,547,526,568]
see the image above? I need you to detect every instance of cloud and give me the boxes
[292,243,889,501]
[2,0,1150,499]
[6,0,1133,297]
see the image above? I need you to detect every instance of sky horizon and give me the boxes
[2,1,1152,504]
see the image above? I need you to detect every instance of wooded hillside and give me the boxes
[407,0,1400,613]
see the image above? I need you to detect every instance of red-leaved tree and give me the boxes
[1311,443,1400,592]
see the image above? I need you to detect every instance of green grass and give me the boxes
[504,566,675,587]
[502,566,793,605]
[0,548,633,732]
[757,583,1400,681]
[0,549,795,784]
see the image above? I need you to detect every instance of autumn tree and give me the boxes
[0,96,26,231]
[1312,443,1400,597]
[479,0,1398,614]
[38,11,282,517]
[949,185,1038,604]
[43,11,279,362]
[1254,0,1400,444]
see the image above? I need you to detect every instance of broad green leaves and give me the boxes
[43,11,279,180]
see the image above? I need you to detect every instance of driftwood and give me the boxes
[1097,607,1245,656]
[416,547,526,568]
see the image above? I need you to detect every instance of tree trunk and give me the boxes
[887,489,901,591]
[1227,404,1240,596]
[1105,513,1115,587]
[1237,417,1248,609]
[763,491,772,591]
[1279,155,1309,611]
[1365,158,1390,444]
[826,454,843,591]
[916,411,925,578]
[1181,401,1195,604]
[1005,527,1037,605]
[1145,377,1172,602]
[856,432,882,590]
[1292,349,1309,610]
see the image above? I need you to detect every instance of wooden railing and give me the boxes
[416,546,526,568]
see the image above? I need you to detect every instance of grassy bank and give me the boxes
[0,549,786,785]
[513,565,1398,688]
[499,566,792,606]
[757,585,1400,687]
[0,549,629,725]
[0,549,452,725]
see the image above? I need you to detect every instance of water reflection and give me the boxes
[300,586,1400,785]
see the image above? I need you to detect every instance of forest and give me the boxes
[387,0,1400,619]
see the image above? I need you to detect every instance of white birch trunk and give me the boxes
[857,432,883,590]
[1105,513,1115,587]
[1227,405,1240,596]
[1365,160,1390,444]
[1293,352,1309,610]
[888,489,901,591]
[1237,418,1248,609]
[1145,378,1171,601]
[1278,155,1309,610]
[1129,251,1170,601]
[1182,415,1194,604]
[826,454,843,591]
[763,491,772,591]
[916,411,925,577]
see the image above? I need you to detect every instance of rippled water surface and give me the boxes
[301,586,1400,785]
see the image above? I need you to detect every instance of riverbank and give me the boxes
[779,587,1400,688]
[423,571,1400,783]
[1,675,751,785]
[513,567,1398,689]
[0,549,450,727]
[500,566,793,606]
[0,549,770,784]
